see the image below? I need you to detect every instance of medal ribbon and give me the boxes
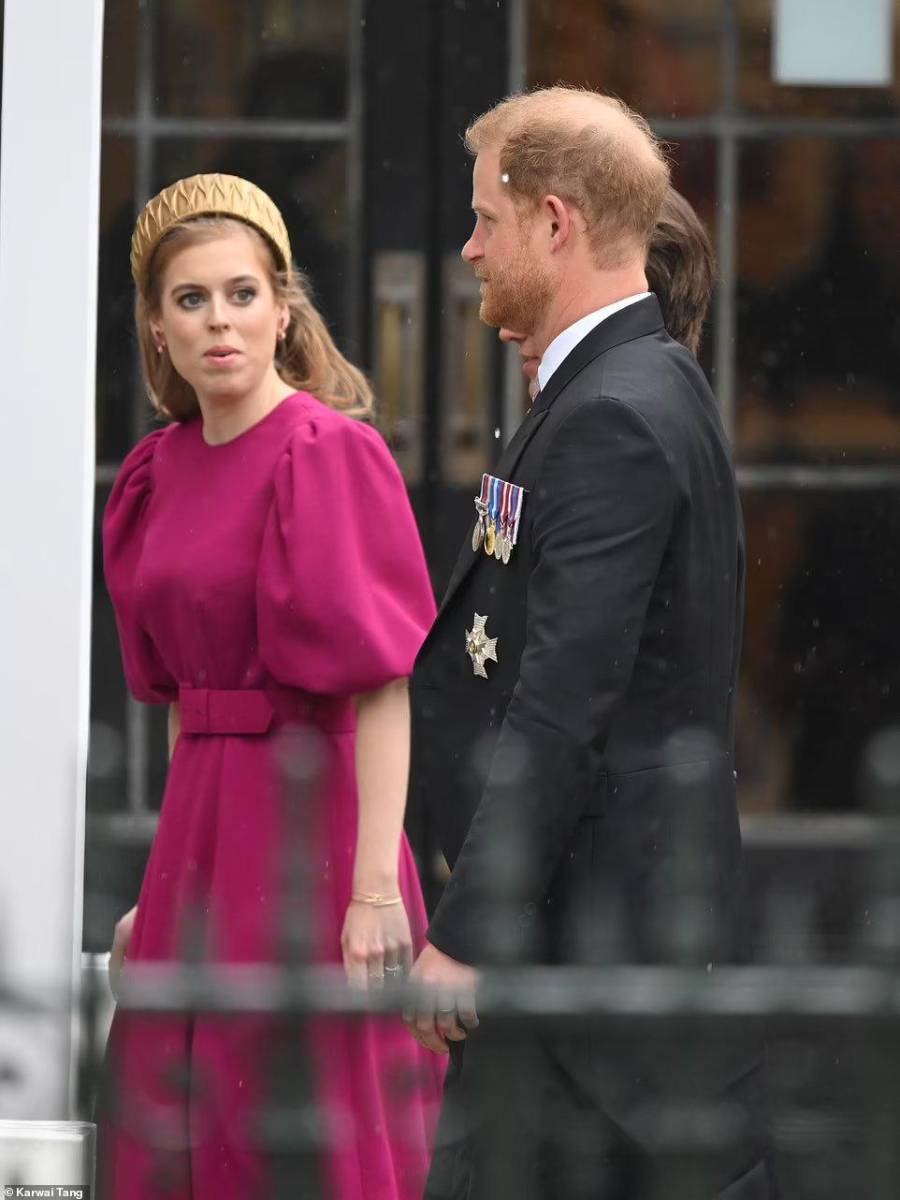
[511,485,525,545]
[500,480,511,538]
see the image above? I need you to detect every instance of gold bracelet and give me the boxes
[351,890,402,907]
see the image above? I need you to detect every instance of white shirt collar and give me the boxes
[536,292,651,394]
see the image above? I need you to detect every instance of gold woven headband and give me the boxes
[130,173,292,294]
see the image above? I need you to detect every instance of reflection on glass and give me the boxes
[102,0,137,116]
[667,139,718,374]
[739,489,900,813]
[156,0,349,120]
[154,139,349,338]
[528,0,720,118]
[441,257,498,487]
[670,139,717,240]
[738,0,900,115]
[737,139,900,464]
[372,252,425,485]
[97,134,139,464]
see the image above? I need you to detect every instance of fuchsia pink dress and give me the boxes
[100,391,445,1199]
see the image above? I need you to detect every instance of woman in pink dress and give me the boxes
[98,173,445,1199]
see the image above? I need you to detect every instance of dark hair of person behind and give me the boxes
[646,188,716,358]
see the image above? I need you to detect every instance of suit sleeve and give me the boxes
[426,397,676,963]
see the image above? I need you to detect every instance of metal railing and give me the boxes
[9,726,900,1197]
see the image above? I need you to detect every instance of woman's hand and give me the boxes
[109,905,137,1000]
[341,898,414,989]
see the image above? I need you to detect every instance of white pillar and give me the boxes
[0,0,104,1117]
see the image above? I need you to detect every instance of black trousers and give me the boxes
[424,1024,777,1200]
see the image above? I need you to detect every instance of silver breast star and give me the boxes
[465,613,499,678]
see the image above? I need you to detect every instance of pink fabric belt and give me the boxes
[178,686,355,736]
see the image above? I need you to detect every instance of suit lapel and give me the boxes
[432,296,667,624]
[534,294,666,413]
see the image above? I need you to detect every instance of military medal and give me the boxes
[493,481,505,560]
[496,481,511,561]
[465,612,499,678]
[500,481,513,564]
[472,474,490,552]
[472,508,484,553]
[507,484,524,562]
[484,477,500,557]
[474,474,528,566]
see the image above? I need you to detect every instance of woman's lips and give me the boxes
[204,348,242,366]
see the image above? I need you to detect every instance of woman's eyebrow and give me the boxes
[170,274,261,293]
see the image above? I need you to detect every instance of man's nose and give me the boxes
[498,328,523,346]
[461,234,480,263]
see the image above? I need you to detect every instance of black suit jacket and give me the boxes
[411,295,750,968]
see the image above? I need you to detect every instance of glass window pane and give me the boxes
[668,138,718,373]
[739,0,900,116]
[738,488,900,813]
[102,0,137,117]
[737,139,900,464]
[439,256,501,488]
[97,134,139,465]
[528,0,721,118]
[153,139,349,338]
[156,0,349,120]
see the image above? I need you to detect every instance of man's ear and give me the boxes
[545,194,574,252]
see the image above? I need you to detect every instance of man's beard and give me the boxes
[478,242,553,333]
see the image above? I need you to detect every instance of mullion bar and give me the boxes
[133,2,155,216]
[501,0,530,445]
[712,0,739,442]
[346,0,365,353]
[103,116,349,141]
[124,0,157,819]
[653,116,900,139]
[98,463,900,494]
[738,465,900,489]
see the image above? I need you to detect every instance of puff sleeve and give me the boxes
[102,429,178,704]
[258,412,436,696]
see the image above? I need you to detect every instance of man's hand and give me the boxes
[404,941,480,1054]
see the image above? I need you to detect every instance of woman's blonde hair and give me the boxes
[135,216,374,422]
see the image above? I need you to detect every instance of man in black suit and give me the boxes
[405,86,774,1199]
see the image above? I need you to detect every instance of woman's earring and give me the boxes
[156,340,166,354]
[277,328,286,343]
